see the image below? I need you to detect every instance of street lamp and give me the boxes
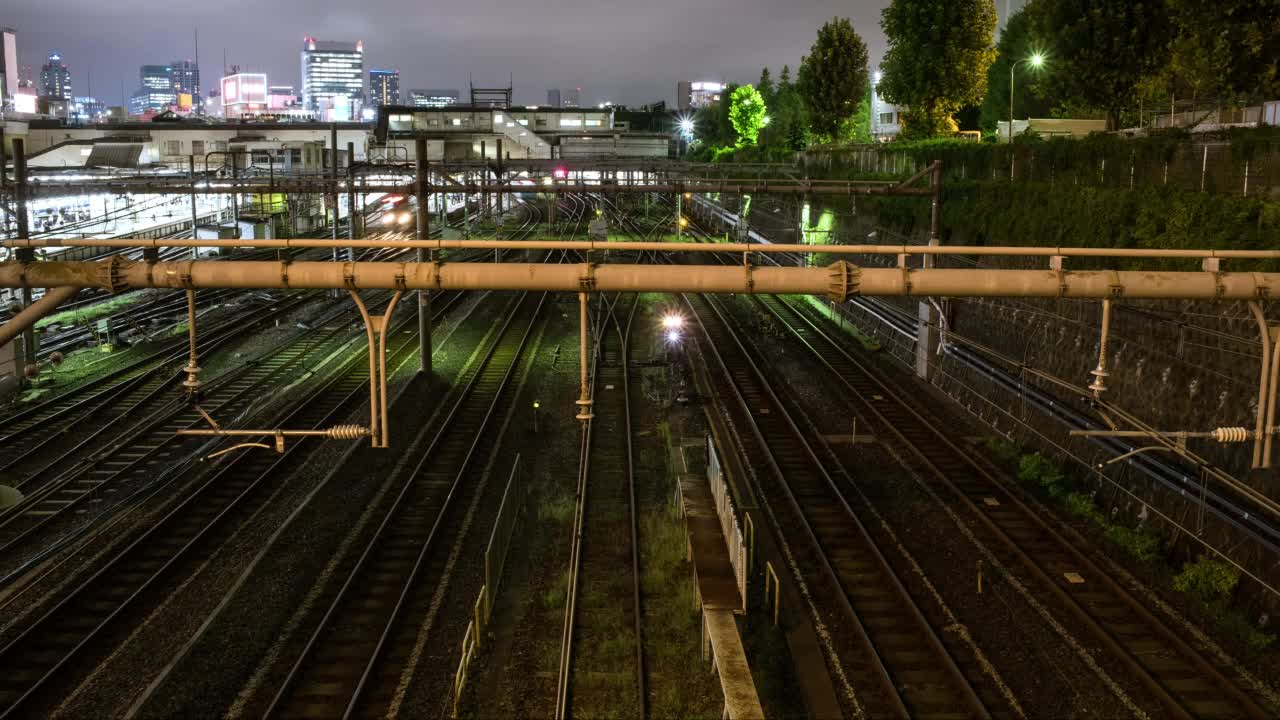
[1009,53,1045,142]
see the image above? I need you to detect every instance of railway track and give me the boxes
[0,291,409,563]
[555,293,646,720]
[753,292,1274,720]
[685,291,999,720]
[0,291,321,478]
[261,288,548,719]
[0,288,473,719]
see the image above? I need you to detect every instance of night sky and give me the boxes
[8,0,1022,107]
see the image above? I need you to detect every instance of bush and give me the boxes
[1017,452,1065,496]
[1063,491,1102,523]
[1173,555,1240,606]
[1105,523,1163,563]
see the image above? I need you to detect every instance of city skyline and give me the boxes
[3,0,1024,109]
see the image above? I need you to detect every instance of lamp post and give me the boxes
[1008,53,1045,142]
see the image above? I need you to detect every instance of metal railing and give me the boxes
[451,455,525,716]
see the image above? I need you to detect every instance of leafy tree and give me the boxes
[1024,0,1171,128]
[797,18,870,140]
[840,94,872,144]
[729,85,767,147]
[1162,1,1280,105]
[757,67,776,108]
[979,5,1054,134]
[879,0,998,139]
[759,65,810,155]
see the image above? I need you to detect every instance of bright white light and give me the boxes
[398,211,412,224]
[662,314,684,330]
[383,214,397,225]
[665,330,682,344]
[679,118,694,133]
[762,115,771,126]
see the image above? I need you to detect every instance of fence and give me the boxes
[706,436,748,613]
[451,456,525,717]
[803,135,1280,199]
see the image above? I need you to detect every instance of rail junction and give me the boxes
[1,147,1278,719]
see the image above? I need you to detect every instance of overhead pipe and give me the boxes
[7,260,1280,302]
[1248,301,1271,468]
[0,285,80,353]
[9,236,1280,262]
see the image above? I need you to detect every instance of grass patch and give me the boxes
[985,436,1276,650]
[37,290,153,329]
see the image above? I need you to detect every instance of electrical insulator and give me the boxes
[326,425,369,440]
[1211,427,1249,443]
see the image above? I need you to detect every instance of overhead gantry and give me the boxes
[3,238,1280,461]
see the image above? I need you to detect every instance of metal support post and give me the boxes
[13,139,35,384]
[496,139,505,214]
[1248,302,1271,468]
[230,161,240,241]
[916,161,944,381]
[676,191,683,240]
[415,138,432,376]
[347,141,358,261]
[576,291,592,421]
[480,141,488,219]
[189,155,200,258]
[330,124,340,270]
[1089,298,1113,398]
[183,289,202,394]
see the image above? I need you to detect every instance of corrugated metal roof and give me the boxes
[86,144,144,168]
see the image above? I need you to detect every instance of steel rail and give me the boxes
[763,293,1274,720]
[554,292,644,720]
[685,289,992,719]
[0,287,472,719]
[263,290,547,719]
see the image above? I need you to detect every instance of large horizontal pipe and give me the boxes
[0,285,80,350]
[14,181,933,198]
[2,260,1279,301]
[8,237,1280,261]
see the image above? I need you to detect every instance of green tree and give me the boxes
[840,94,872,144]
[879,0,999,139]
[757,67,776,108]
[1162,1,1280,105]
[729,85,767,147]
[980,5,1054,134]
[1025,0,1171,128]
[797,18,870,141]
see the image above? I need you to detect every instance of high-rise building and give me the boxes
[547,88,561,108]
[221,72,268,119]
[71,96,104,123]
[301,36,364,121]
[169,60,200,105]
[687,81,723,109]
[39,52,71,99]
[677,81,692,111]
[130,64,176,115]
[409,89,459,108]
[563,87,581,108]
[0,28,16,111]
[369,69,399,106]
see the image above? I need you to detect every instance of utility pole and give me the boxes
[415,138,432,375]
[189,155,199,259]
[347,141,358,261]
[12,139,36,385]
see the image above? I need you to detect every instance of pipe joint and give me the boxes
[827,261,861,301]
[99,255,129,294]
